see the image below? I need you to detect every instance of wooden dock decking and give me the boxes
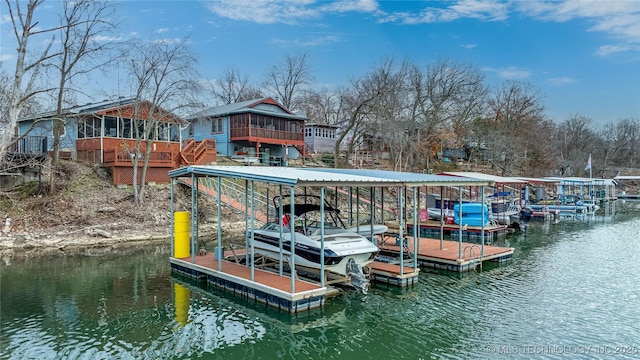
[378,234,514,272]
[170,255,327,313]
[368,261,420,287]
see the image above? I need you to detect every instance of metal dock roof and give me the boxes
[438,171,527,185]
[168,166,494,187]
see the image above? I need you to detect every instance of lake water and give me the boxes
[2,201,639,359]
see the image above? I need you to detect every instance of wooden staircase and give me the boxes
[292,144,306,164]
[177,139,217,167]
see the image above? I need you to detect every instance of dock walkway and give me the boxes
[378,234,513,272]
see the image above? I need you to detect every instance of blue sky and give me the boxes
[2,0,639,126]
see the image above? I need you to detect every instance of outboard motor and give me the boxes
[520,207,533,222]
[347,258,368,294]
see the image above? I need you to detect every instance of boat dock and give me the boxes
[168,166,500,313]
[378,234,514,272]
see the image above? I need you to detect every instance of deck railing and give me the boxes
[103,148,174,167]
[9,136,48,154]
[230,128,303,141]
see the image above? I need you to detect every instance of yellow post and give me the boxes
[173,211,190,258]
[173,282,190,327]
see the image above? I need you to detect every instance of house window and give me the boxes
[157,122,168,141]
[104,116,117,137]
[78,122,85,138]
[120,118,132,139]
[78,116,100,138]
[170,124,179,142]
[188,123,194,137]
[211,117,223,134]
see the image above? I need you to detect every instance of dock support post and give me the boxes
[190,173,196,264]
[289,186,296,293]
[412,187,419,269]
[250,180,255,281]
[440,186,444,250]
[217,176,222,271]
[278,184,284,276]
[244,180,249,265]
[356,188,360,234]
[320,187,326,288]
[170,178,174,257]
[398,187,404,276]
[481,185,485,258]
[348,187,353,227]
[458,186,463,260]
[370,187,375,242]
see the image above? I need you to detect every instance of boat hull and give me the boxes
[250,229,378,276]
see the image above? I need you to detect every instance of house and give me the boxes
[14,98,216,185]
[304,123,339,154]
[185,97,306,166]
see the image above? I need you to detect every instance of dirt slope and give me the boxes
[0,160,244,258]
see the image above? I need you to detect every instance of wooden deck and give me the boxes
[173,255,321,293]
[368,261,420,287]
[170,255,327,312]
[378,233,514,272]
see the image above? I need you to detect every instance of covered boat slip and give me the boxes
[437,172,528,225]
[168,166,507,312]
[546,177,617,204]
[613,175,640,200]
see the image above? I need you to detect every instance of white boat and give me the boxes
[250,196,382,277]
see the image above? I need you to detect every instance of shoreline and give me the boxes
[0,233,172,259]
[0,221,247,260]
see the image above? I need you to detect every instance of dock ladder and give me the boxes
[463,244,483,272]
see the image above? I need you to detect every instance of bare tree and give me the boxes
[48,0,120,193]
[1,0,58,161]
[333,59,407,168]
[299,88,346,125]
[553,114,596,176]
[367,59,411,171]
[208,67,263,105]
[124,38,201,205]
[598,118,640,173]
[485,81,547,175]
[403,59,486,171]
[263,52,313,110]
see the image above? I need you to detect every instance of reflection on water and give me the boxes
[1,201,639,359]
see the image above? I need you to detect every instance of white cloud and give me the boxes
[547,76,577,85]
[0,53,15,62]
[483,66,532,80]
[207,0,321,25]
[517,1,640,55]
[461,43,477,49]
[204,0,640,55]
[156,28,169,34]
[379,0,508,24]
[596,43,640,56]
[322,0,379,13]
[91,35,125,42]
[152,38,184,45]
[270,35,341,47]
[206,0,380,25]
